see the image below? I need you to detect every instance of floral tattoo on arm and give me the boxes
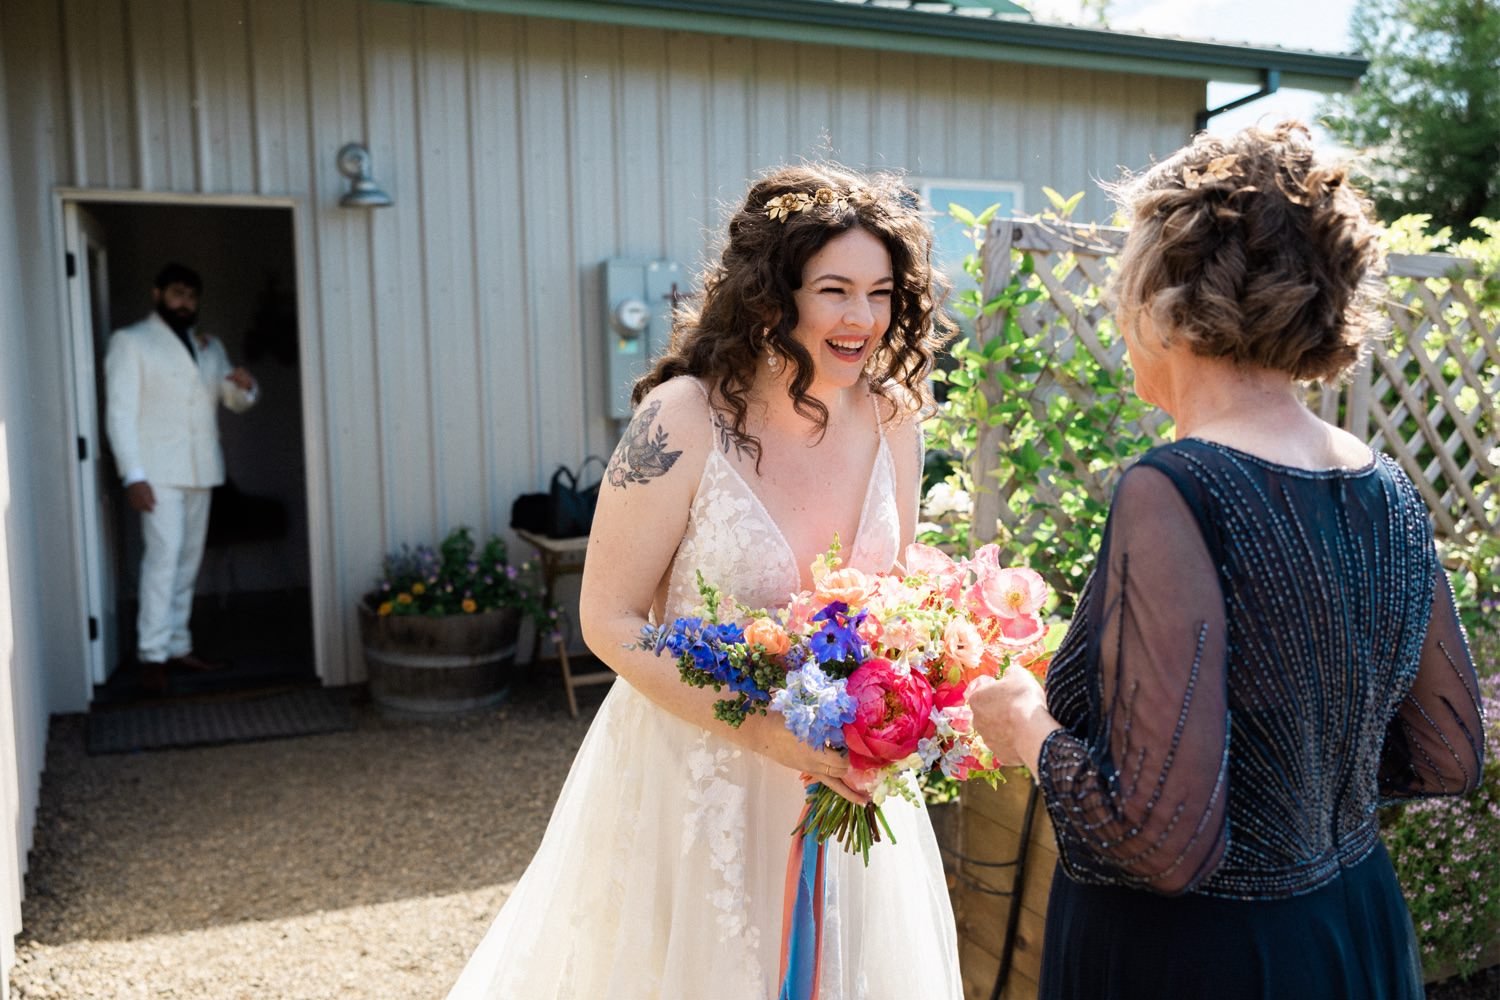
[713,410,756,463]
[607,399,683,488]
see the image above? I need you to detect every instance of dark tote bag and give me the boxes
[511,457,607,539]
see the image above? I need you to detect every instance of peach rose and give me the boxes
[744,617,791,657]
[816,567,874,608]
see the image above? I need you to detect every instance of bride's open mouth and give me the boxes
[826,336,869,362]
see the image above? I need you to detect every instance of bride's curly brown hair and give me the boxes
[632,162,952,466]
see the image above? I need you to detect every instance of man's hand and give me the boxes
[125,481,156,513]
[225,367,254,392]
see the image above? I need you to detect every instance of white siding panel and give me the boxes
[831,48,876,168]
[0,17,52,993]
[367,2,438,546]
[707,34,754,211]
[471,14,537,529]
[518,18,584,476]
[192,0,258,194]
[661,31,713,267]
[572,24,625,459]
[417,9,487,529]
[308,0,380,683]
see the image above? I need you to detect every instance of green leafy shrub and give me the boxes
[1382,663,1500,979]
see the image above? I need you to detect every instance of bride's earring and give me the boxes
[761,327,782,373]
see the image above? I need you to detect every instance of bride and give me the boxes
[448,164,962,999]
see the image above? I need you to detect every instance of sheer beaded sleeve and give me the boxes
[1037,465,1231,896]
[1378,568,1485,801]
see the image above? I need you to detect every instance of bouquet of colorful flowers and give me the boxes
[639,539,1059,864]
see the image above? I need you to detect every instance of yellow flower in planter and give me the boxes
[377,601,394,616]
[397,593,413,605]
[412,582,427,595]
[462,598,478,614]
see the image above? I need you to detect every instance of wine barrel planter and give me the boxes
[953,769,1056,1000]
[357,602,520,716]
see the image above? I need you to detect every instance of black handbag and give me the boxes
[511,457,607,538]
[547,456,606,538]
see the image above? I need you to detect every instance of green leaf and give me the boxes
[948,203,979,227]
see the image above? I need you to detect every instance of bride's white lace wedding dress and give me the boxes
[449,386,962,999]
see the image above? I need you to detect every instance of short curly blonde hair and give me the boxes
[1110,121,1385,383]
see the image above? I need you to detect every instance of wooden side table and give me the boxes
[514,529,615,718]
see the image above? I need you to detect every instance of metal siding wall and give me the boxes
[4,0,1203,692]
[0,15,51,993]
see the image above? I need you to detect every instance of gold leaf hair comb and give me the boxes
[1182,153,1240,190]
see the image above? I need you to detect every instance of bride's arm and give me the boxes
[579,378,865,800]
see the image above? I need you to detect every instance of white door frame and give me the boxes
[53,188,331,696]
[62,203,115,685]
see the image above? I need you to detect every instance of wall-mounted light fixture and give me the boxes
[336,143,392,208]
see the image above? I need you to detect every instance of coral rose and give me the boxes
[744,617,790,657]
[842,658,936,772]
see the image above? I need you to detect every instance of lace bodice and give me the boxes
[664,383,901,619]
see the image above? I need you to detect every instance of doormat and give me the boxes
[85,687,355,755]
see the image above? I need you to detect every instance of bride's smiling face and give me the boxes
[789,227,893,390]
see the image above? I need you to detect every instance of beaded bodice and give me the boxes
[1039,438,1484,900]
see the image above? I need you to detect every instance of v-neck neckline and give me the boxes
[709,431,888,592]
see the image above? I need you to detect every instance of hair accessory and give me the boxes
[766,186,851,223]
[1182,154,1240,190]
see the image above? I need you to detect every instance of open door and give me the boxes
[64,203,121,685]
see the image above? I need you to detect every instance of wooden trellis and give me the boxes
[969,217,1500,551]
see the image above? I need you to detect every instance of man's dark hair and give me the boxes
[153,262,202,292]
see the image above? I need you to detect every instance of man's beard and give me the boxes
[155,302,198,335]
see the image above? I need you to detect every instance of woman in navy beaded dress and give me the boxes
[969,121,1486,1000]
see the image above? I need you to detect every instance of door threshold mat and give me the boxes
[86,687,355,754]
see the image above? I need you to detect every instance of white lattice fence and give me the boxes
[969,218,1500,552]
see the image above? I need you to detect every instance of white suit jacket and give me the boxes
[104,313,257,489]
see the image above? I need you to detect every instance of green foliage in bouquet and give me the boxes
[923,193,1158,615]
[371,526,549,621]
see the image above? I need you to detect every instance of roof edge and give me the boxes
[391,0,1367,91]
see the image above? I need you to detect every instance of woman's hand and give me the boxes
[740,714,871,805]
[968,668,1060,776]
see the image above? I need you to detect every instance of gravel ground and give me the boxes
[11,673,604,1000]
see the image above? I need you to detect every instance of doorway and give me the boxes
[65,199,316,701]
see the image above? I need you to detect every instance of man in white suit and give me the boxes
[105,263,259,692]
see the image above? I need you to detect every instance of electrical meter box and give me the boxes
[603,257,681,420]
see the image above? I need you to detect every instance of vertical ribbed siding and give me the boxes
[3,0,1202,689]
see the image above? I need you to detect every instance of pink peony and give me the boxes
[842,658,936,772]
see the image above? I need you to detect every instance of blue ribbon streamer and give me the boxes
[779,786,825,1000]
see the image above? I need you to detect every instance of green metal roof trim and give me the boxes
[393,0,1366,91]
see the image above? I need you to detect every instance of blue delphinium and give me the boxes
[808,602,868,666]
[641,618,765,703]
[770,660,857,749]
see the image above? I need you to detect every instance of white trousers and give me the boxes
[137,485,211,662]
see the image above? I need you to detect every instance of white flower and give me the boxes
[922,482,972,519]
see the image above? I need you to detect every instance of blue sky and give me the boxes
[1027,0,1362,145]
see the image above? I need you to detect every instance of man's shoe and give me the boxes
[167,652,228,672]
[139,661,169,694]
